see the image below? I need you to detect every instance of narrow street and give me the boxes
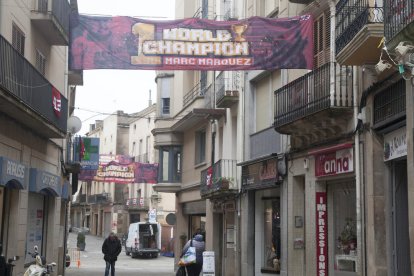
[65,232,175,276]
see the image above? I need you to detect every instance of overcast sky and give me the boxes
[73,0,175,135]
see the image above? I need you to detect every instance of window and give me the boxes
[262,198,281,273]
[202,0,208,19]
[195,129,206,165]
[313,11,331,68]
[200,71,207,95]
[159,146,182,183]
[12,24,25,55]
[38,0,48,12]
[36,49,46,75]
[160,78,170,116]
[162,98,170,115]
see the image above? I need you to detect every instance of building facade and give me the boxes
[0,0,77,275]
[153,0,414,275]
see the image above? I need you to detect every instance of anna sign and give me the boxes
[69,14,313,71]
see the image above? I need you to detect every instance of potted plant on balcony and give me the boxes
[215,176,234,189]
[77,231,86,251]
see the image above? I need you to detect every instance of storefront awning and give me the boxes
[0,156,29,189]
[29,168,62,197]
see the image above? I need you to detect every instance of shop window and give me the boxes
[333,184,357,272]
[159,146,182,183]
[262,198,281,273]
[25,193,46,264]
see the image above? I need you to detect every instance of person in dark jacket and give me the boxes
[181,233,205,276]
[102,232,122,276]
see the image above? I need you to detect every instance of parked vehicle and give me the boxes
[125,222,161,258]
[24,246,56,276]
[0,242,19,276]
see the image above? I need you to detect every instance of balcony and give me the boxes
[274,63,353,148]
[173,82,225,132]
[0,35,68,138]
[30,0,71,45]
[125,197,150,211]
[88,193,111,204]
[183,82,211,108]
[215,72,240,108]
[335,0,384,65]
[384,0,414,50]
[200,159,238,199]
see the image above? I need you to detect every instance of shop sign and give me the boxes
[0,157,28,189]
[384,126,407,161]
[241,158,278,189]
[316,192,328,276]
[29,168,61,197]
[149,209,157,223]
[315,148,353,177]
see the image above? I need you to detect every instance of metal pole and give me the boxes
[353,66,364,275]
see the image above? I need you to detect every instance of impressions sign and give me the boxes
[316,192,328,276]
[69,14,314,71]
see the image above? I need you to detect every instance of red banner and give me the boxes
[77,155,158,184]
[316,192,328,276]
[69,14,313,71]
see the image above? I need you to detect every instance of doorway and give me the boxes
[391,159,412,276]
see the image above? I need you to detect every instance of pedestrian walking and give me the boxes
[180,232,205,276]
[102,232,122,276]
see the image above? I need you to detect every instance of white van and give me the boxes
[125,222,161,258]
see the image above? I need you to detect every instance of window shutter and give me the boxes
[313,11,331,68]
[12,24,25,55]
[36,49,46,76]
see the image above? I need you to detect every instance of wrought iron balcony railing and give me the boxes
[274,62,353,129]
[215,72,240,107]
[125,197,150,210]
[0,35,68,135]
[384,0,414,41]
[183,82,213,108]
[88,193,111,204]
[336,1,384,54]
[200,159,238,198]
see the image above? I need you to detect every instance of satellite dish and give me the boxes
[67,116,82,134]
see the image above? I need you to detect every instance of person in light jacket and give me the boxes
[181,233,205,276]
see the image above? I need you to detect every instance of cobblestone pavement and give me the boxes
[65,232,176,276]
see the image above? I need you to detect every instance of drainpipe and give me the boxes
[353,66,364,275]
